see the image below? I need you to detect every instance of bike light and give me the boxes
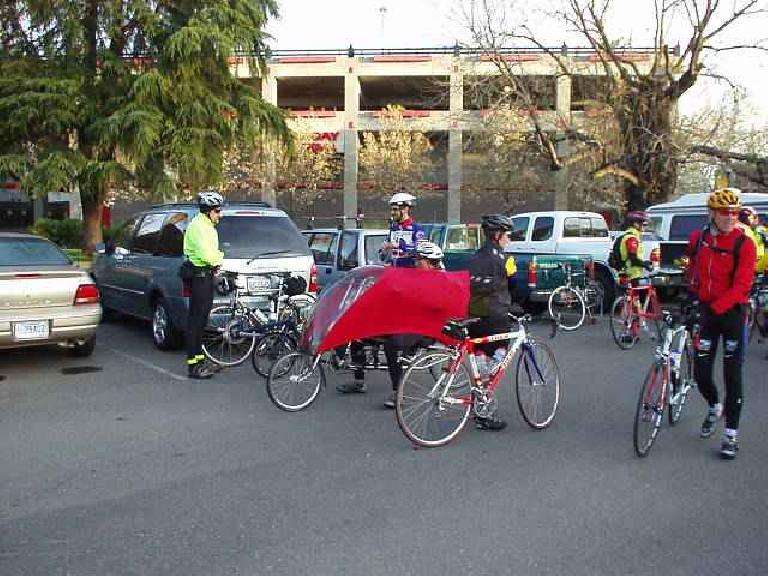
[74,283,100,305]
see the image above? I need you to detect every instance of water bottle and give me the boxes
[492,348,507,373]
[475,354,491,380]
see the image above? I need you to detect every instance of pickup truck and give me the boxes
[302,228,389,290]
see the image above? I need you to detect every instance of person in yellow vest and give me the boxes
[619,211,654,283]
[183,191,225,379]
[739,207,767,276]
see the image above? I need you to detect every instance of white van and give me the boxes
[647,192,768,241]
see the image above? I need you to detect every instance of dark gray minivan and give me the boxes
[92,202,315,349]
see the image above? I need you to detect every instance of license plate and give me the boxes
[13,320,50,340]
[246,276,271,292]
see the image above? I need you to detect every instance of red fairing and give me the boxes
[687,227,757,314]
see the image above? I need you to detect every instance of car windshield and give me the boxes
[0,237,71,266]
[217,215,311,259]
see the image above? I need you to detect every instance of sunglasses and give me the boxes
[211,208,223,214]
[715,208,739,216]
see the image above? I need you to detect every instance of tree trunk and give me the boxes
[81,194,103,254]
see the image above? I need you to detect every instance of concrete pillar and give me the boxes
[447,62,464,223]
[343,59,360,224]
[553,74,572,210]
[261,73,278,206]
[33,195,45,220]
[69,184,83,220]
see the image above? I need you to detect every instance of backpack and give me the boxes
[608,233,628,270]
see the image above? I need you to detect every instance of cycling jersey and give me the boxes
[468,240,516,317]
[386,218,426,267]
[619,228,646,280]
[184,213,223,268]
[743,225,767,274]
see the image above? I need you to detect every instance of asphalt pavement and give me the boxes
[1,314,767,575]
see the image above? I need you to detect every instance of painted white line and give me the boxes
[102,347,187,382]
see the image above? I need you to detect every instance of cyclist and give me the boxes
[379,192,426,267]
[617,211,654,284]
[687,187,756,459]
[739,207,766,276]
[183,191,225,379]
[382,241,446,408]
[467,214,522,431]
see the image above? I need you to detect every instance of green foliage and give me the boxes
[30,218,83,248]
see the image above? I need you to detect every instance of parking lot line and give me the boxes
[102,347,187,382]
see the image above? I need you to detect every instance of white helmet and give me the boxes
[389,192,416,207]
[198,190,224,209]
[414,241,443,261]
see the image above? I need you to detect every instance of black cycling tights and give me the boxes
[694,303,745,430]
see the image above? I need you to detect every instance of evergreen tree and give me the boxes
[0,1,287,250]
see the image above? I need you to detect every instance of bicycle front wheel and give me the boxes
[668,339,694,425]
[252,332,297,377]
[634,363,667,457]
[515,340,561,429]
[395,350,472,448]
[266,352,323,412]
[548,286,586,331]
[609,296,638,350]
[202,306,258,366]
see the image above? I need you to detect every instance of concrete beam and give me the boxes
[448,130,462,223]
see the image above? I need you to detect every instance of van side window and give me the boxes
[669,214,708,241]
[156,212,189,257]
[132,213,165,255]
[531,217,554,241]
[364,235,388,264]
[510,217,529,241]
[648,216,662,237]
[338,231,359,271]
[306,232,338,265]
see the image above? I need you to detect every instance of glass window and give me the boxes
[590,217,609,237]
[338,231,359,271]
[217,215,311,258]
[305,232,338,265]
[563,217,609,238]
[132,213,165,254]
[156,212,189,257]
[0,237,71,266]
[445,227,478,250]
[669,214,708,241]
[531,217,554,242]
[428,227,444,245]
[510,217,529,241]
[648,216,662,237]
[111,216,139,250]
[364,235,388,264]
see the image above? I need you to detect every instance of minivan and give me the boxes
[92,201,316,349]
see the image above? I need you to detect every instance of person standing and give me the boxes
[379,192,426,267]
[687,188,756,459]
[183,191,225,379]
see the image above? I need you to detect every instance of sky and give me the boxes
[266,0,768,126]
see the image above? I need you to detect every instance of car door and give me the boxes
[363,234,388,265]
[120,212,165,318]
[337,231,359,276]
[529,216,555,254]
[93,215,139,313]
[508,216,531,251]
[304,231,339,289]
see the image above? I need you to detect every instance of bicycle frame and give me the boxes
[624,281,661,321]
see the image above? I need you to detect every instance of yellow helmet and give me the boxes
[707,187,742,209]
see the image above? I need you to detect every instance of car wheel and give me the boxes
[152,297,183,350]
[69,335,96,357]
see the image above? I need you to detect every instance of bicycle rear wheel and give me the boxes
[515,340,561,428]
[609,296,638,350]
[668,339,694,425]
[395,350,472,448]
[634,363,667,457]
[252,332,297,377]
[266,352,323,412]
[548,286,586,331]
[202,305,258,366]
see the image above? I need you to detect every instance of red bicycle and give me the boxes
[394,314,561,448]
[609,275,662,350]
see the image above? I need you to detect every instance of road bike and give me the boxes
[609,275,662,350]
[394,313,561,448]
[746,279,768,344]
[633,309,697,457]
[548,261,604,331]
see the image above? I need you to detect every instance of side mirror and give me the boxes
[95,242,106,255]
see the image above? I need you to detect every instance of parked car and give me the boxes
[92,201,316,350]
[0,232,101,356]
[302,228,389,290]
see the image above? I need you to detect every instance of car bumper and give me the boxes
[0,305,102,349]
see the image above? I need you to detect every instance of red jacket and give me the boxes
[687,226,757,314]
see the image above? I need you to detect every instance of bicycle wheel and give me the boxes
[266,352,323,412]
[668,340,694,425]
[395,350,472,448]
[515,340,561,429]
[585,282,605,319]
[202,306,258,366]
[609,296,638,350]
[634,363,666,457]
[252,331,297,378]
[548,286,586,331]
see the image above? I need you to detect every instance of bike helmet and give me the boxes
[481,214,514,231]
[739,206,757,225]
[624,211,649,227]
[198,190,225,210]
[414,241,444,261]
[707,187,741,209]
[388,192,416,207]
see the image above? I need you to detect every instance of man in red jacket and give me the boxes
[687,188,757,459]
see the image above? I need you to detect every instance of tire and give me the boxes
[252,332,297,378]
[609,296,638,350]
[668,339,694,426]
[266,352,323,411]
[152,297,183,350]
[395,350,472,448]
[548,286,586,331]
[515,341,560,429]
[202,305,257,366]
[634,363,666,457]
[69,335,96,357]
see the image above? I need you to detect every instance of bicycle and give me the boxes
[747,278,768,344]
[548,261,604,331]
[609,274,662,350]
[393,313,561,448]
[633,309,697,457]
